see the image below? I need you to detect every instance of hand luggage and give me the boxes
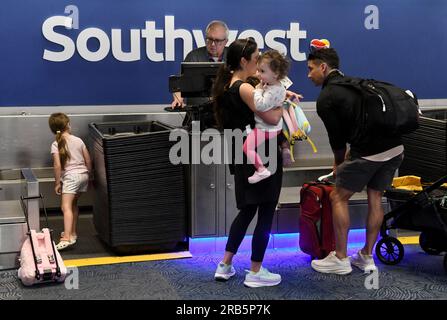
[282,99,317,163]
[329,77,420,143]
[17,195,67,286]
[299,182,335,259]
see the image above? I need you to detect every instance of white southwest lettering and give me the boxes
[42,15,307,62]
[42,16,75,62]
[111,29,141,62]
[77,27,110,62]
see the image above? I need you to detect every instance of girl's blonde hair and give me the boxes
[48,113,71,169]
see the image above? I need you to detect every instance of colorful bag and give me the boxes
[282,99,317,162]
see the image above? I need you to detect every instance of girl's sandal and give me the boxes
[60,232,77,244]
[56,239,74,251]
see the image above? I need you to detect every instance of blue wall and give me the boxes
[0,0,445,106]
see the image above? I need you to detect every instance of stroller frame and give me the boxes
[377,174,447,273]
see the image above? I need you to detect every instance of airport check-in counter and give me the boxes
[2,103,438,248]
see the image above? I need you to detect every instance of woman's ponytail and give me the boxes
[212,64,233,129]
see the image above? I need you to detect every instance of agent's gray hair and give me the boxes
[206,20,229,39]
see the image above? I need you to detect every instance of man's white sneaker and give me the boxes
[350,250,377,273]
[214,262,236,281]
[244,267,281,288]
[311,251,352,275]
[248,168,271,184]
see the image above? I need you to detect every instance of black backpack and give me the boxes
[329,77,420,143]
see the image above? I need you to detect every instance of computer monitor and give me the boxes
[168,62,223,98]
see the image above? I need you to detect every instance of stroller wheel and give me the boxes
[419,232,442,255]
[375,237,404,265]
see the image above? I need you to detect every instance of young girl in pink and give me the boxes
[49,113,92,250]
[243,50,291,184]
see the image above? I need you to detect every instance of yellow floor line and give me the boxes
[64,251,192,268]
[398,236,419,245]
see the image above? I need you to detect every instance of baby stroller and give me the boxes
[376,174,447,273]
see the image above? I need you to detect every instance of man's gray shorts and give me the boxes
[336,153,404,193]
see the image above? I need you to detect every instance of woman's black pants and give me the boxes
[225,202,277,262]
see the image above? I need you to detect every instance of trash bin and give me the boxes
[89,121,187,254]
[400,108,447,182]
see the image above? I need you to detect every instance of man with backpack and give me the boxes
[306,41,406,275]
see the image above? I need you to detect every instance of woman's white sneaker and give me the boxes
[311,251,352,275]
[214,262,236,281]
[243,267,281,288]
[350,250,377,273]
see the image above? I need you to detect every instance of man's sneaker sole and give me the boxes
[243,279,281,288]
[351,261,378,273]
[351,253,378,273]
[311,264,352,275]
[214,271,235,281]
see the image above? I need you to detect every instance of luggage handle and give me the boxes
[301,181,335,201]
[20,194,51,232]
[317,171,334,183]
[306,180,335,187]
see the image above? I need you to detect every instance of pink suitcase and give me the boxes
[17,195,67,286]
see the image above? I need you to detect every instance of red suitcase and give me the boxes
[299,182,335,259]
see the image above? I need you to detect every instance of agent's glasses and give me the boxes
[206,37,227,45]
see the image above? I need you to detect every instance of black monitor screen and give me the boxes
[169,62,223,98]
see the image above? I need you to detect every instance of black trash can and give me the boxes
[89,120,187,254]
[400,108,447,182]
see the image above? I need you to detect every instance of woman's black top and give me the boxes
[217,80,283,209]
